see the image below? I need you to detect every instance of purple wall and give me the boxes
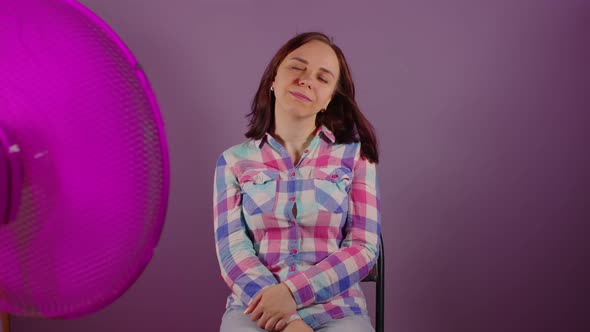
[11,0,589,331]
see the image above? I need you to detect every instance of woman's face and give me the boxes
[272,40,340,120]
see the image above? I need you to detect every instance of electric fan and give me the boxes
[0,0,169,319]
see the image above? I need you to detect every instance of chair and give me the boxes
[361,233,384,332]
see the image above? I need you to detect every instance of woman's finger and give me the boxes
[245,292,262,314]
[257,312,271,329]
[249,305,264,321]
[264,316,279,331]
[275,319,287,331]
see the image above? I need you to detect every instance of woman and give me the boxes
[213,32,380,332]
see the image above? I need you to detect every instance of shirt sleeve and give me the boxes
[213,153,280,306]
[282,154,381,308]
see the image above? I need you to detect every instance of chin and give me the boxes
[288,109,316,119]
[277,101,316,119]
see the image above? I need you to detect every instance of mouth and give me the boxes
[289,91,312,102]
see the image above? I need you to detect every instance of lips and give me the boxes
[289,91,311,102]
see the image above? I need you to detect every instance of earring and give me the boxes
[270,86,274,91]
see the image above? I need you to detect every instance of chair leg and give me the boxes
[375,278,384,331]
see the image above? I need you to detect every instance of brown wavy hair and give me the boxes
[245,32,379,163]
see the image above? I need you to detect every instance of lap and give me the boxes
[315,315,375,332]
[220,308,374,332]
[220,308,267,332]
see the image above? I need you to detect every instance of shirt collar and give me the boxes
[254,124,335,149]
[253,133,269,149]
[317,124,336,143]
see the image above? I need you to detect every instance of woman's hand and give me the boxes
[245,283,297,331]
[282,319,313,332]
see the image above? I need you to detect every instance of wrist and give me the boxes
[280,282,296,301]
[288,319,312,331]
[288,319,305,326]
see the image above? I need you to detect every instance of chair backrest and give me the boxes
[361,233,384,332]
[362,234,384,282]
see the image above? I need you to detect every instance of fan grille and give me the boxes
[0,0,168,318]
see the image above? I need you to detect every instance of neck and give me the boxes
[273,111,318,153]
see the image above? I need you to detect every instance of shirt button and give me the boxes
[331,174,338,179]
[290,171,296,177]
[290,248,298,254]
[290,197,296,202]
[290,220,296,226]
[290,266,296,272]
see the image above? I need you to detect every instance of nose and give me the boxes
[298,79,312,89]
[298,72,312,89]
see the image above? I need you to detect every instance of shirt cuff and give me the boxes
[287,311,301,323]
[283,273,315,308]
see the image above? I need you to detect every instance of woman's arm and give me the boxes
[282,153,381,308]
[213,153,280,307]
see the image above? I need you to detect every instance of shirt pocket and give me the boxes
[239,170,279,216]
[313,167,352,214]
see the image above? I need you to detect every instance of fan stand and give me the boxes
[1,312,9,332]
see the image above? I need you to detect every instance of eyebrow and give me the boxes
[289,57,336,79]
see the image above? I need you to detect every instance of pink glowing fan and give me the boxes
[0,0,169,319]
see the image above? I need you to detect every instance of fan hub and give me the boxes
[0,125,22,226]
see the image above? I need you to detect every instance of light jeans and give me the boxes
[220,308,375,332]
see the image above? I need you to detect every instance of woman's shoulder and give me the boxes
[331,140,362,159]
[217,139,259,165]
[329,141,378,171]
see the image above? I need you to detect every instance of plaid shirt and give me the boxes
[213,125,381,329]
